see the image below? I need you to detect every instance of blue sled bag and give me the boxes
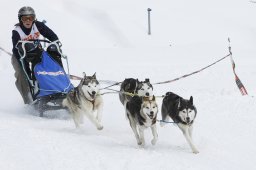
[34,51,73,97]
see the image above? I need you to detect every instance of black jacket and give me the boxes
[12,21,59,59]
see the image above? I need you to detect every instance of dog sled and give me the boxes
[16,39,74,117]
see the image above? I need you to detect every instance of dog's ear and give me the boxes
[92,72,96,79]
[152,95,155,101]
[81,72,86,83]
[189,96,193,105]
[125,84,130,91]
[150,83,153,90]
[145,78,149,83]
[178,98,181,108]
[80,73,86,86]
[135,79,140,89]
[82,72,86,78]
[137,82,142,89]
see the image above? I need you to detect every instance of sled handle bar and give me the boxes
[28,39,51,43]
[15,39,61,49]
[15,40,64,55]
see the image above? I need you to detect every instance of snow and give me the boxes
[0,0,256,170]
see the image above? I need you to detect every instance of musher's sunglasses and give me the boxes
[21,15,35,22]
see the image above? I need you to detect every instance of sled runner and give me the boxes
[16,39,74,116]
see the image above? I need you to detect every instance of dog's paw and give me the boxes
[97,125,103,130]
[192,149,199,154]
[74,123,80,129]
[137,141,143,145]
[151,139,157,145]
[138,143,145,147]
[160,122,165,127]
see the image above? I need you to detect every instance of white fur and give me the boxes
[178,108,196,124]
[162,113,199,153]
[177,108,198,153]
[126,98,158,146]
[137,83,153,97]
[177,123,199,154]
[63,77,103,130]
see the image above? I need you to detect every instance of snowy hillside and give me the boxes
[0,0,256,170]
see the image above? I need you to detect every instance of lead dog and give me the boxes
[63,73,103,130]
[161,92,199,153]
[125,95,158,146]
[119,78,153,105]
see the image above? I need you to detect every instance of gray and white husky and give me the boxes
[119,78,153,105]
[125,95,158,146]
[63,73,103,130]
[161,92,199,154]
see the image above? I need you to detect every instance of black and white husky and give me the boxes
[161,92,199,153]
[63,73,103,130]
[125,95,158,146]
[119,78,153,105]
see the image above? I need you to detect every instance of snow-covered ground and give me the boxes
[0,0,256,170]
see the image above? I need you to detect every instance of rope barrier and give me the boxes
[152,53,231,85]
[0,46,12,56]
[228,38,248,95]
[69,52,233,93]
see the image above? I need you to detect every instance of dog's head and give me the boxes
[141,96,158,119]
[177,96,197,124]
[136,78,153,97]
[80,72,100,100]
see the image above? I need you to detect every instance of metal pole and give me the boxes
[42,20,47,48]
[147,8,152,35]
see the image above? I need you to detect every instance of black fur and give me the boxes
[161,92,197,125]
[119,78,138,105]
[121,78,138,93]
[126,96,145,126]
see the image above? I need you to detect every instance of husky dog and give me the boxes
[161,92,199,154]
[125,95,158,146]
[119,78,153,105]
[63,73,103,130]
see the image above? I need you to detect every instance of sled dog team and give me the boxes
[62,73,199,154]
